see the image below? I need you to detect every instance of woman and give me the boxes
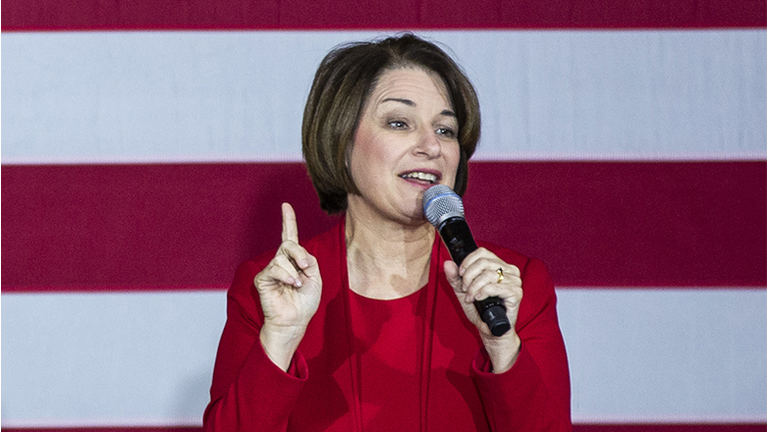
[204,34,571,431]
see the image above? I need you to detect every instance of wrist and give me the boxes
[482,332,521,374]
[259,323,306,372]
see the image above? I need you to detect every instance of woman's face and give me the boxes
[347,67,461,225]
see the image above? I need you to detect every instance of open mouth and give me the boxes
[399,171,439,184]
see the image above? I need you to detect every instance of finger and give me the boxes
[281,202,299,244]
[464,269,522,304]
[298,253,322,280]
[460,261,521,293]
[256,256,302,288]
[460,256,501,290]
[443,261,463,292]
[457,247,494,276]
[463,267,505,302]
[459,248,521,279]
[467,277,522,304]
[272,254,303,281]
[277,242,322,284]
[279,240,312,270]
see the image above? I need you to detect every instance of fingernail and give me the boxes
[299,259,309,269]
[295,279,302,288]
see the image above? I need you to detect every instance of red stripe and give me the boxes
[465,161,767,288]
[1,161,765,292]
[1,425,764,432]
[574,425,768,432]
[1,0,765,31]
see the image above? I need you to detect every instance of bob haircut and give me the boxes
[302,33,481,214]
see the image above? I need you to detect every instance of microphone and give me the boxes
[423,185,512,337]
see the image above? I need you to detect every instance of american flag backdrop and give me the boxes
[1,0,766,431]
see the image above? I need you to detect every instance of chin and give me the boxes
[401,207,429,227]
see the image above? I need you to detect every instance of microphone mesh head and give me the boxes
[422,185,465,228]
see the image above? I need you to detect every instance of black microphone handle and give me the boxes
[438,218,512,337]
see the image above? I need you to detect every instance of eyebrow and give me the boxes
[380,97,457,118]
[381,97,414,106]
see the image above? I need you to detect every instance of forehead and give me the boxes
[368,67,452,107]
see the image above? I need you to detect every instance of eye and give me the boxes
[436,127,457,138]
[388,120,408,130]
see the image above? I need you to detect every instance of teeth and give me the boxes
[401,172,437,183]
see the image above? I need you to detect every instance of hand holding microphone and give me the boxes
[423,185,517,338]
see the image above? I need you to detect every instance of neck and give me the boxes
[344,210,436,300]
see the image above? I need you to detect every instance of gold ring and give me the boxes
[496,268,504,283]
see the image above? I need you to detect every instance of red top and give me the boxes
[204,221,572,431]
[348,288,425,430]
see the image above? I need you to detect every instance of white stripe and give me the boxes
[558,289,767,424]
[1,291,227,427]
[1,289,765,426]
[2,30,765,164]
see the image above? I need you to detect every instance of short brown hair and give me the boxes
[302,33,481,214]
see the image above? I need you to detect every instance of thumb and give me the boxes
[443,260,463,292]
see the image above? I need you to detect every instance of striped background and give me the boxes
[2,0,766,431]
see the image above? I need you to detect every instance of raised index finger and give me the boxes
[281,202,299,243]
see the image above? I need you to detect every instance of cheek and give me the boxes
[350,127,397,171]
[348,129,384,186]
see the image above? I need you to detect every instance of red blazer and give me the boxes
[204,221,572,431]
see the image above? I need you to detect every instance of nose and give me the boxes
[415,129,442,158]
